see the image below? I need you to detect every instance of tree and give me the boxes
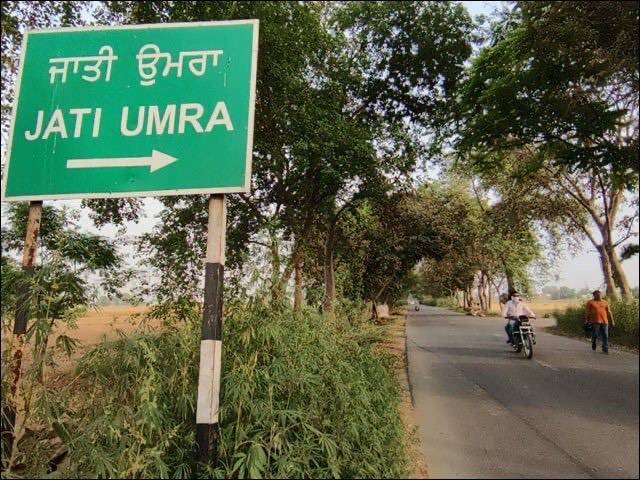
[1,1,86,150]
[89,2,359,312]
[414,177,543,310]
[455,1,639,184]
[538,166,637,300]
[1,202,124,356]
[321,190,450,316]
[82,1,476,317]
[466,148,638,300]
[305,1,475,314]
[333,1,474,128]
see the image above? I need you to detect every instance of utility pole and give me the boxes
[1,200,43,462]
[196,194,226,465]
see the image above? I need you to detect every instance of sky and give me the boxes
[1,1,638,293]
[462,0,505,18]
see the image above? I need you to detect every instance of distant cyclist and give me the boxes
[504,291,536,344]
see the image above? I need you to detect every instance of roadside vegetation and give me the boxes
[7,301,407,479]
[553,300,640,349]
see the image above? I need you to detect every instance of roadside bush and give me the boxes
[610,300,640,344]
[435,297,460,310]
[22,299,408,478]
[335,297,369,326]
[554,299,639,348]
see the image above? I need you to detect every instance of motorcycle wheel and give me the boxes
[523,335,533,359]
[515,339,522,353]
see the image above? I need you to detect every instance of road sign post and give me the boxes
[196,194,226,465]
[1,20,258,467]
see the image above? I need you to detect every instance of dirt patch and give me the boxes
[1,305,156,379]
[487,298,583,317]
[378,314,429,479]
[55,304,151,343]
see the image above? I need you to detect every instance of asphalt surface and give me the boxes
[407,305,639,479]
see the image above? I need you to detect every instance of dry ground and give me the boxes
[487,297,583,317]
[377,310,429,479]
[54,304,152,344]
[1,305,154,377]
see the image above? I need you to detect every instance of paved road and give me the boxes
[407,306,639,479]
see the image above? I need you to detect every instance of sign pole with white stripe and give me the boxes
[196,193,226,464]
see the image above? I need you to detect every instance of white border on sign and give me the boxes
[0,24,29,202]
[0,19,259,202]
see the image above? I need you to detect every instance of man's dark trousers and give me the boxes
[591,323,609,352]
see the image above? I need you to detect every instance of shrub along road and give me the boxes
[407,306,639,479]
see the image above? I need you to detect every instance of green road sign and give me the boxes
[1,20,258,201]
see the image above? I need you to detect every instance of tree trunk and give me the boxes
[482,273,489,312]
[597,180,632,300]
[505,269,515,295]
[268,230,288,302]
[293,252,304,312]
[596,244,619,300]
[606,244,633,300]
[596,217,631,299]
[322,225,337,319]
[464,287,473,310]
[478,272,489,312]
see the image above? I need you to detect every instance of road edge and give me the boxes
[379,311,429,479]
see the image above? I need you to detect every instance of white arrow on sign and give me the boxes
[66,150,177,173]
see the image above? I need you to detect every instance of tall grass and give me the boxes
[554,299,639,348]
[22,300,408,478]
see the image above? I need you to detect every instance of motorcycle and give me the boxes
[510,315,536,359]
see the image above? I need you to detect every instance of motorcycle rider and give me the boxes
[504,291,536,344]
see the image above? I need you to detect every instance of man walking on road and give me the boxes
[585,290,615,354]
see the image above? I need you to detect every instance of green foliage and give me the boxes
[554,300,639,348]
[327,191,452,307]
[0,256,21,323]
[414,177,542,300]
[620,244,639,261]
[1,203,125,316]
[23,301,407,479]
[334,1,474,126]
[456,1,639,183]
[334,297,369,327]
[542,285,579,300]
[2,1,87,141]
